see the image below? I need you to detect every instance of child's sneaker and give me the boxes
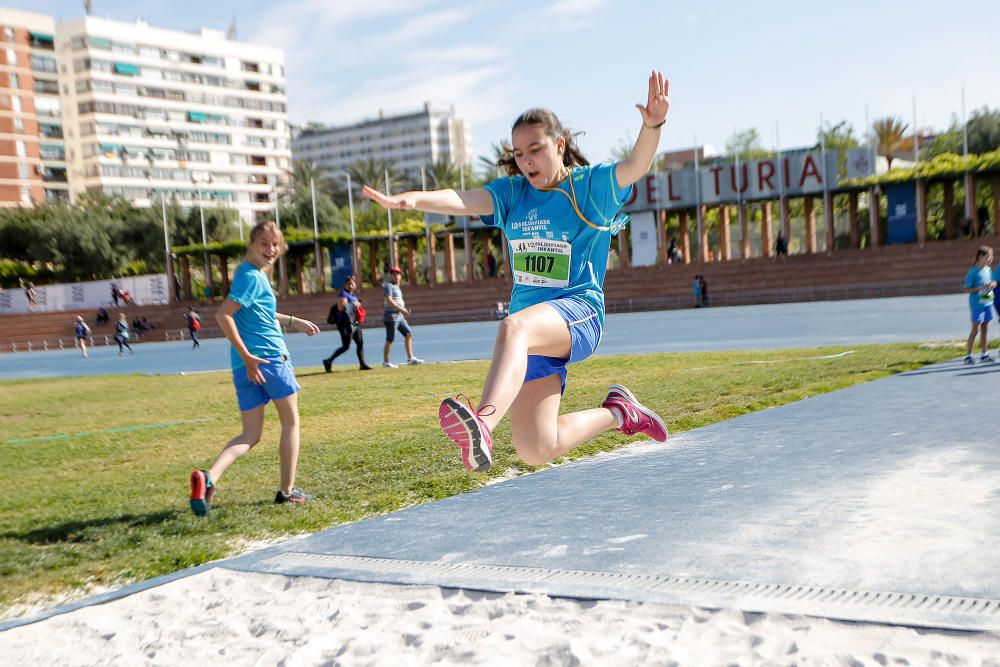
[601,384,669,443]
[275,486,314,504]
[439,396,494,472]
[964,355,975,365]
[383,361,398,368]
[189,469,215,516]
[407,357,425,365]
[981,353,994,363]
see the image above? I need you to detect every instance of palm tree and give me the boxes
[425,157,461,189]
[477,141,510,180]
[292,159,332,192]
[348,158,401,194]
[872,116,907,171]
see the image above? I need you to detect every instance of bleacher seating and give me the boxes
[0,237,992,351]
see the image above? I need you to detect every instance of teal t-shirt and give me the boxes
[227,261,289,369]
[965,265,994,310]
[482,163,632,325]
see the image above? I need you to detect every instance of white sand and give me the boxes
[2,569,999,666]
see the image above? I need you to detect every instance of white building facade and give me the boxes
[54,16,290,223]
[293,103,471,186]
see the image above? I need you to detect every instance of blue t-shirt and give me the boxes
[482,163,632,324]
[965,265,994,310]
[227,261,289,369]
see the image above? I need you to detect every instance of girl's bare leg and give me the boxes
[272,393,301,494]
[208,405,265,484]
[967,323,979,357]
[477,303,572,431]
[508,374,618,466]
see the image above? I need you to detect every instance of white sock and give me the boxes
[608,405,624,428]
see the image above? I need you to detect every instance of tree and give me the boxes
[348,158,402,195]
[925,106,1000,158]
[815,120,860,179]
[425,157,462,190]
[872,116,907,170]
[477,142,509,181]
[725,128,771,160]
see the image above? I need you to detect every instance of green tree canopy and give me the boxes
[725,128,771,160]
[925,106,1000,158]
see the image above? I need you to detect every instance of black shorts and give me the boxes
[384,316,412,343]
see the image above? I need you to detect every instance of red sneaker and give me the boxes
[189,469,214,516]
[439,395,495,472]
[601,384,668,442]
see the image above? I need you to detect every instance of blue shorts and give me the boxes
[524,296,603,395]
[232,356,300,412]
[384,316,412,343]
[972,304,994,325]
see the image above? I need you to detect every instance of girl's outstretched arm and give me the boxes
[362,185,494,217]
[617,70,671,188]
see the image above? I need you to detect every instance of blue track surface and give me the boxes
[0,294,975,379]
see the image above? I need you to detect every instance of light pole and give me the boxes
[310,176,324,291]
[328,170,358,276]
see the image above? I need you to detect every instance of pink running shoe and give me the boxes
[439,395,495,472]
[601,384,669,442]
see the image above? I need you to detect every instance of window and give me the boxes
[13,117,23,132]
[11,95,21,112]
[28,32,55,50]
[34,79,59,95]
[31,55,58,73]
[6,48,16,66]
[18,162,29,179]
[113,62,140,76]
[15,139,25,157]
[3,28,13,42]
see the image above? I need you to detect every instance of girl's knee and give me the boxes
[513,437,556,466]
[497,315,528,344]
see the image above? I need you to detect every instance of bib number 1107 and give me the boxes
[510,239,571,288]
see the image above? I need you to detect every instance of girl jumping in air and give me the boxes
[363,70,671,472]
[189,221,321,515]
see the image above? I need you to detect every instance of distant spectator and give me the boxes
[494,301,509,320]
[963,245,996,364]
[977,206,990,236]
[141,316,152,331]
[383,265,423,367]
[699,275,710,307]
[21,279,37,311]
[132,316,143,337]
[486,250,497,277]
[321,275,371,372]
[110,281,120,307]
[184,306,202,350]
[73,315,91,358]
[667,238,682,264]
[96,307,109,326]
[115,313,134,356]
[693,275,702,308]
[173,274,182,302]
[775,233,788,258]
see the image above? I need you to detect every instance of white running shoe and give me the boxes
[382,361,398,368]
[407,357,425,365]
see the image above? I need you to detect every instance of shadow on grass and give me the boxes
[2,510,178,545]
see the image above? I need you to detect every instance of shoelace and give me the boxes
[614,402,642,436]
[456,394,497,421]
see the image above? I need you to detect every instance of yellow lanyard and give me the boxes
[540,171,613,232]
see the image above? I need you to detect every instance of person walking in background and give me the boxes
[775,233,788,258]
[184,306,202,350]
[114,313,133,356]
[189,221,321,516]
[110,281,120,307]
[21,279,37,311]
[73,315,91,358]
[362,69,671,473]
[699,275,710,307]
[323,275,372,372]
[381,266,424,368]
[96,306,109,326]
[693,275,702,308]
[964,245,996,364]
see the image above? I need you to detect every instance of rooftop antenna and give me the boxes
[84,0,93,15]
[226,16,237,40]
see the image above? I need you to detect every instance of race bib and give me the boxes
[510,239,571,287]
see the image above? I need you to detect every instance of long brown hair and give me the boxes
[496,108,589,177]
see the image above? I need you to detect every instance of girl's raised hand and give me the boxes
[362,185,413,211]
[636,70,670,128]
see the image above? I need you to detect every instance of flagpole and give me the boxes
[693,133,704,263]
[385,169,394,267]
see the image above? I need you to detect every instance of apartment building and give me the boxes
[54,15,292,223]
[0,8,68,207]
[293,103,471,186]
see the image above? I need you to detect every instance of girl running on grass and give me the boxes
[189,221,321,516]
[362,70,671,472]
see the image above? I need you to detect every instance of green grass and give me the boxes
[0,343,959,615]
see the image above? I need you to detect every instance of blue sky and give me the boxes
[16,0,1000,162]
